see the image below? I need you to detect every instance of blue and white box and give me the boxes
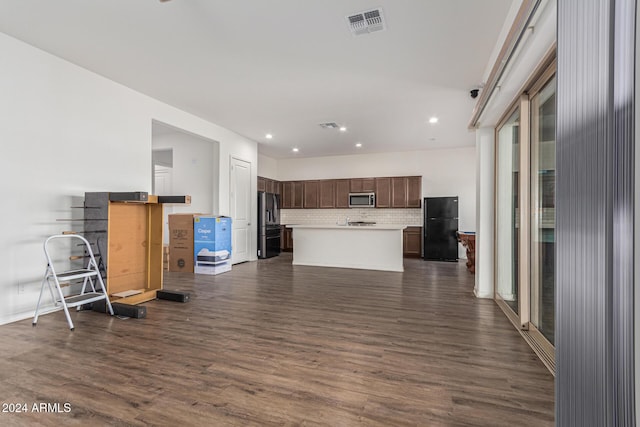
[193,216,232,275]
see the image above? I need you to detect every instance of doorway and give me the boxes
[151,121,219,244]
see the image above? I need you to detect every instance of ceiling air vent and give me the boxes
[318,122,340,129]
[346,8,385,36]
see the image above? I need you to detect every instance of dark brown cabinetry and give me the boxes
[319,180,336,208]
[292,181,304,208]
[281,226,293,251]
[258,176,281,195]
[403,226,422,258]
[303,181,319,208]
[406,176,421,207]
[335,179,350,208]
[281,180,303,208]
[350,178,375,193]
[262,175,420,209]
[375,178,391,208]
[281,181,292,208]
[391,176,423,208]
[265,179,275,194]
[391,177,406,208]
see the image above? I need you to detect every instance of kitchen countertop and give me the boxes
[286,224,407,230]
[289,224,405,272]
[285,224,411,230]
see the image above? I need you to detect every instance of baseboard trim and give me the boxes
[1,305,61,326]
[474,288,493,299]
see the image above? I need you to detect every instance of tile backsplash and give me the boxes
[281,208,422,226]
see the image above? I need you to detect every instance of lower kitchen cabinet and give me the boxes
[403,226,422,258]
[281,226,294,251]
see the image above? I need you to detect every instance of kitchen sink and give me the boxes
[347,221,376,226]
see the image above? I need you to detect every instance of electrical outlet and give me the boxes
[18,281,25,295]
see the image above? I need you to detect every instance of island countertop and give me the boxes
[287,224,405,272]
[286,224,407,230]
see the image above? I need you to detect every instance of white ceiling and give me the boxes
[0,0,515,159]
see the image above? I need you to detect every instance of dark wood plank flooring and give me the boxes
[0,254,554,426]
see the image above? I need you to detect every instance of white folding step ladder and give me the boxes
[33,234,114,330]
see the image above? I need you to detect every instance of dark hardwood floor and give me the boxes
[0,254,554,426]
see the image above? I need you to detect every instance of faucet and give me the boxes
[345,216,350,226]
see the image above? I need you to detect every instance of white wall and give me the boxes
[258,154,278,179]
[152,129,217,244]
[152,131,216,215]
[0,32,258,325]
[276,147,477,256]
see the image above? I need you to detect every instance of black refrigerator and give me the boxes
[258,192,281,259]
[423,196,459,261]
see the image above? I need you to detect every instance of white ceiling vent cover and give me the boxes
[346,8,386,36]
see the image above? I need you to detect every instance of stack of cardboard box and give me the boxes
[168,214,232,275]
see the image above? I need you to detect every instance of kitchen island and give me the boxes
[287,224,406,272]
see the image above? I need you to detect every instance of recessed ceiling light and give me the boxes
[339,126,347,132]
[292,147,299,152]
[265,133,273,139]
[355,143,362,148]
[429,117,439,124]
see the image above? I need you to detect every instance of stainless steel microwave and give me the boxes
[349,192,375,208]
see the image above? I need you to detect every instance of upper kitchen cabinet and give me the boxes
[391,176,422,208]
[265,179,275,194]
[281,181,291,208]
[406,176,421,207]
[375,177,391,208]
[350,178,375,193]
[258,176,281,195]
[281,181,301,208]
[319,180,336,208]
[391,177,406,208]
[303,181,319,208]
[279,176,420,209]
[335,179,350,208]
[292,181,304,208]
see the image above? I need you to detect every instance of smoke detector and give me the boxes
[346,8,386,36]
[318,122,340,129]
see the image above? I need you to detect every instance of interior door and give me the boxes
[230,157,252,263]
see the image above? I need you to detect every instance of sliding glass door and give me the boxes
[496,109,520,314]
[530,75,556,345]
[493,60,556,373]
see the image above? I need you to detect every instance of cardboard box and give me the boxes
[194,216,232,275]
[168,213,204,273]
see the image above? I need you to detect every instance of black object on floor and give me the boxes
[157,290,191,303]
[91,299,147,318]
